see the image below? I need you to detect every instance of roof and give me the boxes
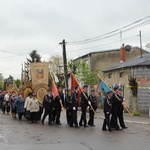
[74,48,120,61]
[74,46,147,61]
[104,53,150,72]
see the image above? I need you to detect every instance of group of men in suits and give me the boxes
[42,85,98,129]
[102,85,128,132]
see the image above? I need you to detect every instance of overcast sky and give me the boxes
[0,0,150,79]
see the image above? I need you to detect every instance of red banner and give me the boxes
[71,73,81,106]
[51,79,59,99]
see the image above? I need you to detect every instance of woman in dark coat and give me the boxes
[14,93,25,120]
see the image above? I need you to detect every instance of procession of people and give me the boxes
[0,84,128,132]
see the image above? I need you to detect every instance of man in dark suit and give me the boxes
[79,84,89,127]
[41,89,54,125]
[117,88,128,129]
[111,86,122,130]
[102,91,113,132]
[88,89,97,127]
[65,89,72,125]
[70,85,79,128]
[53,86,64,125]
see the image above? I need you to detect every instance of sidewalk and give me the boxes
[95,109,150,125]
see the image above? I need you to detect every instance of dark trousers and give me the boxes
[25,111,30,121]
[2,101,10,113]
[52,107,61,124]
[111,110,120,129]
[118,111,126,128]
[79,106,87,126]
[102,113,111,130]
[66,108,72,125]
[88,110,95,126]
[30,112,38,123]
[70,109,78,127]
[42,109,52,124]
[18,113,24,120]
[38,106,43,120]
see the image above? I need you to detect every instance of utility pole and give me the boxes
[139,31,142,58]
[59,39,68,95]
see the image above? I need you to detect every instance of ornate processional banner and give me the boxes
[30,62,49,86]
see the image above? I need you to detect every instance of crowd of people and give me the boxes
[0,84,127,132]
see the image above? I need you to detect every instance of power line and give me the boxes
[67,16,150,45]
[67,35,138,53]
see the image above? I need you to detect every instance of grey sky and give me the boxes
[0,0,150,79]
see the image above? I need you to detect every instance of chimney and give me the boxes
[120,43,126,63]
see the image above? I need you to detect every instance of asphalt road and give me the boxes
[0,111,150,150]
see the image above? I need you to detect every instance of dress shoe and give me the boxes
[116,128,122,131]
[84,125,89,128]
[102,129,108,131]
[56,123,62,125]
[122,126,128,129]
[91,125,95,127]
[109,128,112,132]
[75,126,80,129]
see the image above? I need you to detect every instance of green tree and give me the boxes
[76,60,99,86]
[25,50,42,81]
[15,79,21,88]
[48,55,65,88]
[128,76,139,116]
[68,59,80,74]
[0,73,4,90]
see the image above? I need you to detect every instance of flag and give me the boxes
[99,80,111,94]
[51,79,59,99]
[71,73,79,91]
[71,73,81,106]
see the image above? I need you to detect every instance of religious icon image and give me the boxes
[36,69,44,80]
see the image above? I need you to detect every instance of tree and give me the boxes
[128,76,139,116]
[68,59,80,74]
[48,55,65,88]
[76,60,99,86]
[15,79,21,88]
[25,50,42,81]
[0,73,4,90]
[49,55,63,74]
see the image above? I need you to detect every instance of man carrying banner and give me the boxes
[111,86,122,130]
[70,85,80,128]
[79,84,89,127]
[117,88,128,129]
[88,89,98,127]
[65,89,72,125]
[102,91,113,132]
[53,86,64,125]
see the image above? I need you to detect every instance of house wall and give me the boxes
[104,66,150,114]
[90,47,147,77]
[131,66,150,113]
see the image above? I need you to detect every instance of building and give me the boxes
[74,47,148,78]
[103,53,150,114]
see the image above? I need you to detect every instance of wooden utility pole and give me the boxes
[139,31,142,58]
[59,39,68,94]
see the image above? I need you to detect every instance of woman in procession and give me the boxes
[9,91,18,118]
[28,93,39,123]
[13,93,25,120]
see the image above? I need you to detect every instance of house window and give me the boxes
[120,72,124,78]
[108,73,112,79]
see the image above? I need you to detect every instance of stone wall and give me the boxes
[130,66,150,113]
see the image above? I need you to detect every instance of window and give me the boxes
[108,73,112,79]
[120,72,124,78]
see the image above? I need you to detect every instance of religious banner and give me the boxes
[30,62,49,86]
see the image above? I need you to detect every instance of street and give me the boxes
[0,111,150,150]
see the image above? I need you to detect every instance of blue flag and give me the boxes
[99,80,111,93]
